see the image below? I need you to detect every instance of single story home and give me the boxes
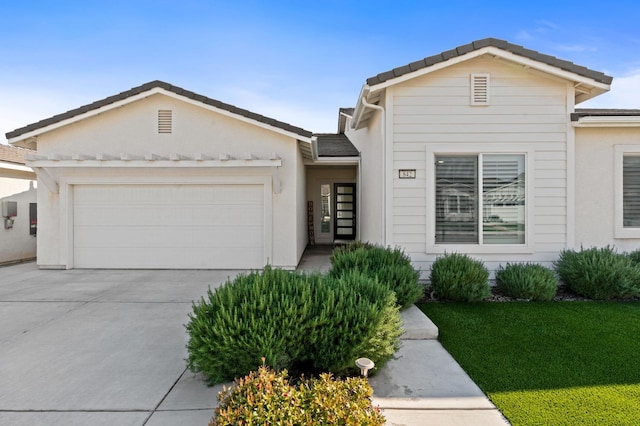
[0,144,37,264]
[6,38,640,273]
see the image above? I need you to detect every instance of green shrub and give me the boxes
[555,246,640,300]
[330,242,423,309]
[210,364,385,426]
[430,253,490,302]
[495,263,557,301]
[310,271,402,375]
[186,267,403,384]
[627,249,640,265]
[186,267,317,384]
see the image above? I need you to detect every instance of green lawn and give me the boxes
[418,302,640,426]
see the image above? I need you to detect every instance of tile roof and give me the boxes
[0,144,33,165]
[571,108,640,121]
[6,80,313,140]
[314,133,359,157]
[338,107,355,133]
[366,38,613,87]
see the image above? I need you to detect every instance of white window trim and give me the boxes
[426,143,535,254]
[614,145,640,238]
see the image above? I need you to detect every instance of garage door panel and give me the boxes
[74,205,263,227]
[75,226,264,249]
[74,247,264,269]
[75,185,263,205]
[73,184,266,269]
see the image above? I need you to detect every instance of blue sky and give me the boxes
[2,0,640,138]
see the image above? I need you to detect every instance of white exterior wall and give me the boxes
[389,56,571,274]
[346,108,384,244]
[575,127,640,251]
[295,145,308,261]
[0,166,37,264]
[32,93,304,269]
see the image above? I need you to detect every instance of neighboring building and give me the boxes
[6,38,640,272]
[0,144,37,264]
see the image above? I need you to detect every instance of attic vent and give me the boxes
[471,73,490,106]
[158,109,172,133]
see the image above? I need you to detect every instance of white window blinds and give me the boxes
[435,154,525,245]
[623,155,640,227]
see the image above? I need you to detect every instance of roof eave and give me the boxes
[366,46,611,101]
[572,116,640,127]
[350,85,370,130]
[7,84,313,145]
[7,87,166,145]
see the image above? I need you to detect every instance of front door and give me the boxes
[334,183,356,240]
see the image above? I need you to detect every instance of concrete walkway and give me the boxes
[369,306,509,425]
[0,255,509,425]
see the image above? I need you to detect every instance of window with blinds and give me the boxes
[623,155,640,227]
[435,154,525,244]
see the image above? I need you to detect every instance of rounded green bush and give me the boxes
[310,271,402,375]
[555,246,640,300]
[495,263,557,301]
[330,242,423,309]
[186,267,316,384]
[211,364,386,426]
[186,267,403,384]
[430,253,490,302]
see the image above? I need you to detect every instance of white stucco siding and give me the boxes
[390,56,570,273]
[575,127,640,251]
[295,145,307,263]
[346,110,384,244]
[31,93,304,269]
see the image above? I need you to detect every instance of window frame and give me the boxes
[614,145,640,238]
[426,144,535,254]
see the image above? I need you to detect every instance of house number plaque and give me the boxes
[399,169,416,179]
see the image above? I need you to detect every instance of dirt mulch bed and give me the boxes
[421,285,639,303]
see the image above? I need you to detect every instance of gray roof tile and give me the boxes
[6,80,313,140]
[365,38,612,87]
[314,133,359,157]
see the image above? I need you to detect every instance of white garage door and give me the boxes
[73,184,265,269]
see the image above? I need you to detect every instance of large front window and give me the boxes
[435,154,525,244]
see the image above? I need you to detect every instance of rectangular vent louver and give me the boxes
[158,109,172,133]
[471,73,490,106]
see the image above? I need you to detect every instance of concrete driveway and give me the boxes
[0,262,240,426]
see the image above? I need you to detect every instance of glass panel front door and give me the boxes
[334,183,356,240]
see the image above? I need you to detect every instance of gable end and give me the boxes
[366,38,612,87]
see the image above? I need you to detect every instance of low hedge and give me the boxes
[329,242,422,309]
[186,267,402,384]
[555,246,640,300]
[495,263,557,301]
[430,253,490,302]
[210,363,385,425]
